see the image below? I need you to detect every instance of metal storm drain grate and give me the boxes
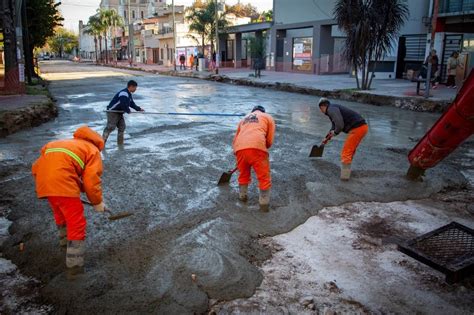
[398,222,474,283]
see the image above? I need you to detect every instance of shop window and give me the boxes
[292,37,312,72]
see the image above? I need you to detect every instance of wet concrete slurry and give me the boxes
[0,61,472,313]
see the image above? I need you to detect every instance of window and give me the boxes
[124,11,127,19]
[160,48,164,60]
[292,37,313,72]
[141,11,144,19]
[132,10,135,19]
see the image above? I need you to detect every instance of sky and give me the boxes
[57,0,273,33]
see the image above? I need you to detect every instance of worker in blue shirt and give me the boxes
[102,80,145,145]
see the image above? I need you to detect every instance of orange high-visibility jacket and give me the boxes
[31,126,105,205]
[233,110,276,153]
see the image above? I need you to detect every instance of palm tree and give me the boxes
[102,9,124,63]
[186,0,228,56]
[334,0,408,90]
[98,8,112,64]
[85,14,103,63]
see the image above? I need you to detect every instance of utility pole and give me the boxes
[172,0,176,71]
[128,0,134,66]
[215,0,219,74]
[424,0,439,98]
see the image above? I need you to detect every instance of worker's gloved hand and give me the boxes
[323,131,334,144]
[93,202,106,212]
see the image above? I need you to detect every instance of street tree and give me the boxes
[26,0,63,76]
[334,0,408,90]
[97,9,123,63]
[47,28,78,58]
[84,14,103,63]
[248,36,266,78]
[227,3,259,19]
[186,0,228,56]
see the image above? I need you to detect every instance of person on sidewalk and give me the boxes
[179,54,186,70]
[233,105,276,212]
[31,126,106,278]
[189,54,194,70]
[446,51,463,89]
[102,80,144,146]
[318,98,368,180]
[424,49,440,88]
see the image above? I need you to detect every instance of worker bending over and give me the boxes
[32,126,106,278]
[233,105,276,211]
[318,98,369,180]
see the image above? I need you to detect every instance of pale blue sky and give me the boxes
[58,0,273,32]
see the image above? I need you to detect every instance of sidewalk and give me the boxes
[0,93,57,137]
[93,60,457,112]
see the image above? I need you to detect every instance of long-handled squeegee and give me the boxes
[105,110,245,117]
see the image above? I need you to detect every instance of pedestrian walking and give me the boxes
[102,80,144,146]
[446,51,462,88]
[179,54,186,70]
[189,54,194,70]
[233,105,276,212]
[318,98,369,180]
[31,126,106,278]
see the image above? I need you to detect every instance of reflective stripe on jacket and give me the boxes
[32,126,104,205]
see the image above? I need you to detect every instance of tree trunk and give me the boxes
[201,35,205,55]
[353,62,360,90]
[94,37,98,63]
[99,36,103,62]
[104,32,108,64]
[2,0,21,93]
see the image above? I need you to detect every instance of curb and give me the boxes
[95,63,450,113]
[0,80,58,138]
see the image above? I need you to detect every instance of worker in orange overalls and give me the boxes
[32,126,106,278]
[233,106,276,212]
[318,98,369,180]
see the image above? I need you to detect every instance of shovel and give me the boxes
[217,167,238,185]
[81,200,134,221]
[309,134,332,158]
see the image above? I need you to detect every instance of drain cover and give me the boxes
[398,222,474,283]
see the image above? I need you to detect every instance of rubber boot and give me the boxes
[340,163,351,181]
[259,189,270,212]
[102,130,111,145]
[239,185,248,202]
[66,240,85,280]
[57,225,67,248]
[117,132,125,146]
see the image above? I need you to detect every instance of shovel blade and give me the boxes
[217,171,234,185]
[108,212,134,221]
[309,144,325,157]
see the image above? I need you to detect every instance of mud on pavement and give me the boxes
[0,61,472,313]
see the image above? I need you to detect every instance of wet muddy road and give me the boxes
[1,61,472,313]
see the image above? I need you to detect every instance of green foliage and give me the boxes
[226,3,259,18]
[26,0,63,49]
[47,28,78,56]
[186,0,229,54]
[334,0,408,90]
[252,10,273,23]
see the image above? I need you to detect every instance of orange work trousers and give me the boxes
[236,148,271,190]
[47,196,86,240]
[341,124,369,164]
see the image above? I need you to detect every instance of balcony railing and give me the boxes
[439,0,474,14]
